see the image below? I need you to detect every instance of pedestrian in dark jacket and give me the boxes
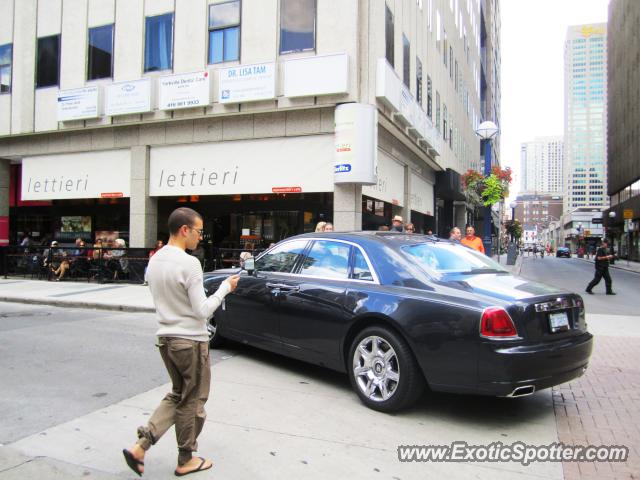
[585,239,616,295]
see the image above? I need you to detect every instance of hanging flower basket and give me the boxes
[461,167,512,207]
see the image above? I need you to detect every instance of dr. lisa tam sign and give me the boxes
[218,62,276,104]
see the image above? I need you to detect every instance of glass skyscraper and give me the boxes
[563,24,607,211]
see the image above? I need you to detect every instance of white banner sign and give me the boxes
[218,62,276,104]
[362,151,404,206]
[283,53,349,98]
[409,173,434,216]
[158,71,210,110]
[334,103,377,185]
[105,78,152,116]
[149,135,334,196]
[57,87,100,121]
[21,150,131,200]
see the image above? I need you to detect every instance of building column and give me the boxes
[129,146,157,248]
[333,184,362,232]
[401,165,411,224]
[453,201,467,231]
[0,159,10,245]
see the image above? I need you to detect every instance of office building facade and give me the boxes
[605,0,639,261]
[563,23,608,213]
[520,136,563,195]
[0,0,491,249]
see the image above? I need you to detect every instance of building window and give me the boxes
[449,46,453,78]
[385,4,394,66]
[144,13,173,72]
[416,57,422,104]
[443,104,448,140]
[443,30,447,65]
[36,35,60,88]
[87,25,113,80]
[402,34,410,87]
[426,75,432,118]
[208,0,241,64]
[436,91,441,132]
[279,0,316,54]
[0,44,11,93]
[454,60,458,89]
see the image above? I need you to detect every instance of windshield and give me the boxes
[401,242,509,275]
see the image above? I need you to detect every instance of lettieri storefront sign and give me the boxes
[21,150,131,200]
[149,136,334,196]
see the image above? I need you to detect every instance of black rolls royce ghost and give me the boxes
[204,232,592,412]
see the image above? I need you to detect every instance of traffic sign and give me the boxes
[624,209,633,219]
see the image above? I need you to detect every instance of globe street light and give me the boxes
[475,121,499,257]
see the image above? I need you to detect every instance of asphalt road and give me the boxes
[517,255,637,316]
[0,302,236,445]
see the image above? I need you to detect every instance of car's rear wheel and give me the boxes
[348,326,425,412]
[208,317,225,348]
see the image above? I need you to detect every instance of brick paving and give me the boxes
[553,335,640,479]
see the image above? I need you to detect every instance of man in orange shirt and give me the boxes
[461,225,485,254]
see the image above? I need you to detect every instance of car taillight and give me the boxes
[480,307,518,338]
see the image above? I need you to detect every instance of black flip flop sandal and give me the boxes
[122,449,144,477]
[174,457,212,477]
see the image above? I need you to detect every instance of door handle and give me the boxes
[280,285,300,292]
[266,283,299,292]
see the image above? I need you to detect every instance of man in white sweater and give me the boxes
[123,207,239,477]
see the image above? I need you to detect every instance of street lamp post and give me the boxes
[509,201,517,242]
[475,121,499,257]
[608,211,617,259]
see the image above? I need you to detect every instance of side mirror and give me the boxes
[243,257,255,274]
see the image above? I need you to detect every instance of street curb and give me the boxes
[514,254,524,276]
[0,296,155,313]
[575,256,640,275]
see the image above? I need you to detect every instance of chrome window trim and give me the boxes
[255,237,381,285]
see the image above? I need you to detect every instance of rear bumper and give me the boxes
[477,332,593,396]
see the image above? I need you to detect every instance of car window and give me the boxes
[300,240,351,279]
[255,240,308,273]
[352,248,373,281]
[402,242,508,275]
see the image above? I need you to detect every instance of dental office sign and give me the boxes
[158,71,210,110]
[21,150,131,200]
[57,86,100,121]
[218,62,276,104]
[105,78,152,116]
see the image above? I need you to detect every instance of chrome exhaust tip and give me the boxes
[506,385,536,397]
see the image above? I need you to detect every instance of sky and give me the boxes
[500,0,609,201]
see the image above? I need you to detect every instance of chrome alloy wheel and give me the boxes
[352,335,400,402]
[207,319,217,339]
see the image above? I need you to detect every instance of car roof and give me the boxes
[288,231,451,249]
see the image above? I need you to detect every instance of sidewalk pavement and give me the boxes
[575,256,640,275]
[0,278,154,313]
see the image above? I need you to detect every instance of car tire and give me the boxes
[208,317,225,349]
[348,326,425,413]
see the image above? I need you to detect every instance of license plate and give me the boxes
[549,312,569,333]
